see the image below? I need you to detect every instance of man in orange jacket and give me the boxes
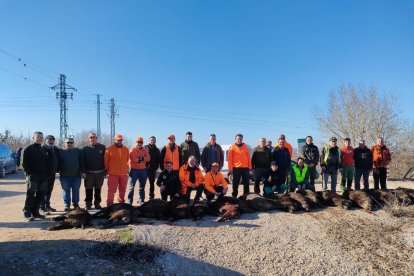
[104,134,129,206]
[127,137,150,205]
[371,137,391,190]
[228,134,252,197]
[204,162,228,204]
[179,155,204,203]
[160,134,182,173]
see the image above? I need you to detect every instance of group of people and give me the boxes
[20,131,391,222]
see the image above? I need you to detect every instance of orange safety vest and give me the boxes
[164,143,180,171]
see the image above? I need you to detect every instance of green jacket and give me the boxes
[58,148,84,177]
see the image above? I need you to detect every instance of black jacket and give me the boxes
[251,146,271,169]
[82,143,106,172]
[201,143,224,171]
[156,169,180,193]
[145,144,160,171]
[300,143,319,166]
[354,146,373,170]
[22,143,48,177]
[272,147,291,172]
[42,144,59,175]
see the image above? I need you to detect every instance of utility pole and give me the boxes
[51,74,77,146]
[96,94,101,140]
[109,98,118,139]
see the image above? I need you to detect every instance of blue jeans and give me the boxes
[323,172,338,192]
[60,176,81,207]
[128,168,148,203]
[354,168,370,190]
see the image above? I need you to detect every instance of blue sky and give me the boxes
[1,0,413,149]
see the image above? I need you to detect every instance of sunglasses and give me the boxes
[66,142,74,144]
[137,141,143,144]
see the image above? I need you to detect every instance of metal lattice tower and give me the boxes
[96,94,101,139]
[109,98,118,139]
[51,74,76,145]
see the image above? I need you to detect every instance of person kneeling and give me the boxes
[179,156,204,204]
[204,162,228,204]
[290,157,313,192]
[157,162,181,201]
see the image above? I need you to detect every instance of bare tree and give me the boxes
[314,83,401,147]
[0,129,31,151]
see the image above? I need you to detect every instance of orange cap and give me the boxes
[114,134,123,140]
[136,136,144,143]
[211,162,219,167]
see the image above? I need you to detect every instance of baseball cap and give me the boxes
[136,137,144,143]
[45,135,55,140]
[167,134,175,140]
[114,134,123,140]
[329,137,337,142]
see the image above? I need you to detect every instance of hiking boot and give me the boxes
[94,203,102,209]
[73,203,80,209]
[23,211,34,222]
[39,208,50,216]
[32,210,46,219]
[86,202,92,210]
[64,206,70,211]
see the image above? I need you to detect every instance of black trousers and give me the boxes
[253,168,268,194]
[373,167,387,190]
[147,168,157,199]
[204,186,224,201]
[232,168,250,197]
[41,174,56,207]
[183,184,204,203]
[24,175,47,215]
[84,172,105,205]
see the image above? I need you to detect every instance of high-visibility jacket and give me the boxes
[104,144,129,176]
[228,143,252,171]
[292,165,308,183]
[275,140,293,158]
[322,146,341,165]
[371,145,391,168]
[129,146,150,170]
[179,163,204,195]
[163,143,181,171]
[204,171,228,193]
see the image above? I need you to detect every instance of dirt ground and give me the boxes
[1,170,413,275]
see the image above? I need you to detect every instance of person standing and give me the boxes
[204,162,228,204]
[251,137,271,194]
[300,135,319,188]
[58,137,84,211]
[156,162,181,201]
[354,140,373,190]
[371,137,391,190]
[145,136,160,200]
[266,140,274,152]
[272,138,291,188]
[128,137,150,205]
[180,131,200,166]
[275,134,293,158]
[228,134,252,197]
[320,137,341,192]
[179,155,204,203]
[40,134,59,213]
[200,134,224,172]
[340,138,355,192]
[290,157,311,191]
[104,134,129,206]
[81,132,106,210]
[22,131,48,221]
[160,134,182,173]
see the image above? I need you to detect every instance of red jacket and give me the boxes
[340,146,354,167]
